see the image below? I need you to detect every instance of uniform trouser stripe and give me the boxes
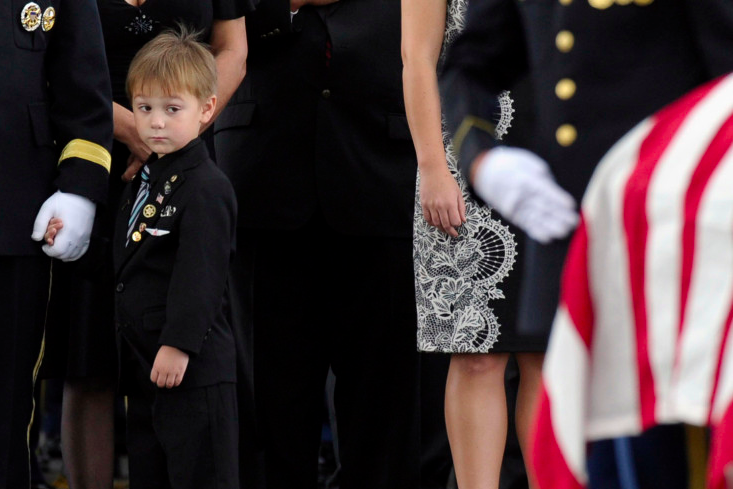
[0,256,51,489]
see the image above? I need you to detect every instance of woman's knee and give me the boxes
[450,353,509,378]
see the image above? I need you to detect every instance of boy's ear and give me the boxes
[200,95,217,125]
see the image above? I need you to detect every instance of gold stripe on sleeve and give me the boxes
[58,139,111,173]
[452,115,496,158]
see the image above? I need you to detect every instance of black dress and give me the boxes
[42,0,254,379]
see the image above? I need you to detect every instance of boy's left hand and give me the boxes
[151,345,190,388]
[43,218,64,246]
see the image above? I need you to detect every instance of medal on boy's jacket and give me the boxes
[161,206,176,217]
[145,228,170,236]
[164,181,172,195]
[21,2,42,31]
[156,193,164,204]
[131,231,142,242]
[41,6,55,31]
[143,204,156,218]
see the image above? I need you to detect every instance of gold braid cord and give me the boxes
[58,139,111,173]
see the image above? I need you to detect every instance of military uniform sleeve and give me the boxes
[439,0,528,179]
[46,0,113,204]
[684,0,733,78]
[159,176,237,355]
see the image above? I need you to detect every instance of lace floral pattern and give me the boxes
[415,0,517,353]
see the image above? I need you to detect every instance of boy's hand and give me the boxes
[43,218,64,246]
[151,345,189,388]
[31,190,96,261]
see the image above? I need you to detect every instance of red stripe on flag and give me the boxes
[560,217,593,349]
[623,82,716,429]
[709,292,733,425]
[705,115,733,421]
[708,400,733,489]
[531,385,586,489]
[680,111,733,343]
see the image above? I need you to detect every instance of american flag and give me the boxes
[531,74,733,489]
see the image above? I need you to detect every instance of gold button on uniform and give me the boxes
[556,31,575,53]
[588,0,614,8]
[556,124,578,147]
[555,79,577,100]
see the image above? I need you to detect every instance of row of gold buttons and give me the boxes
[555,17,576,146]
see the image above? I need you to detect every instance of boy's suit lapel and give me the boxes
[116,140,205,273]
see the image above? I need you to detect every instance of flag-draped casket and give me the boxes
[532,73,733,489]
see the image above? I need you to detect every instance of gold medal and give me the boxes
[20,2,42,32]
[132,231,142,242]
[143,204,156,218]
[588,0,613,9]
[41,6,55,31]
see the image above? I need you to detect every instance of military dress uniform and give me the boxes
[441,0,733,486]
[0,1,112,487]
[443,0,733,336]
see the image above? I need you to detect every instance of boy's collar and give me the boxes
[143,138,203,182]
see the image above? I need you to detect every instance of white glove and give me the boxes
[31,191,96,262]
[474,147,579,243]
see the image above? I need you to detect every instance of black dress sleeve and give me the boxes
[244,0,291,45]
[214,0,258,20]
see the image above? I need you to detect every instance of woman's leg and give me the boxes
[61,376,115,489]
[514,352,544,489]
[445,353,510,489]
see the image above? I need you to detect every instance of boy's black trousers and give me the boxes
[126,373,239,489]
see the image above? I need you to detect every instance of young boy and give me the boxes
[46,28,239,489]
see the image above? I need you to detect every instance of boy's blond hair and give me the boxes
[126,25,217,101]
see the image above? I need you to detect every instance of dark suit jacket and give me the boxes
[214,0,417,238]
[1,0,112,255]
[442,0,733,203]
[114,139,237,389]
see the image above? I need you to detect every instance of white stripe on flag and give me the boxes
[544,306,591,485]
[585,119,653,439]
[646,76,733,420]
[674,145,733,424]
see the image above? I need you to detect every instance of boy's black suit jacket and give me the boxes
[214,0,417,238]
[113,139,237,390]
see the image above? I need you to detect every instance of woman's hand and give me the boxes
[113,102,151,163]
[420,165,466,237]
[122,154,145,183]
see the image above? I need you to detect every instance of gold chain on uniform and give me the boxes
[588,0,654,9]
